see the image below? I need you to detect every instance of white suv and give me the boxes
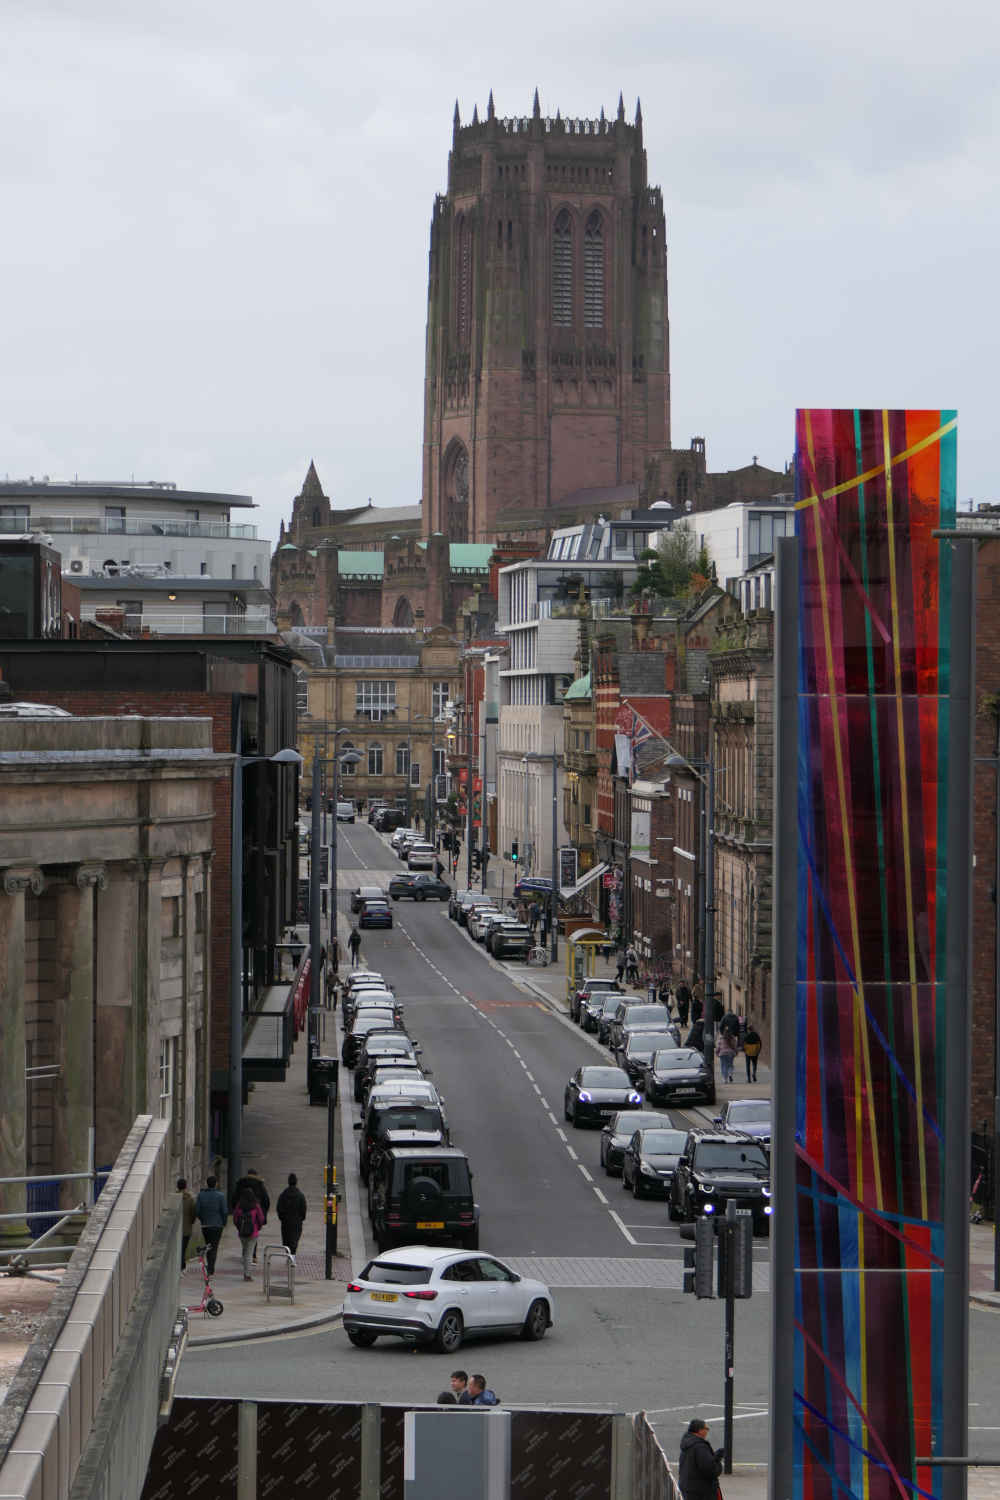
[343,1245,554,1352]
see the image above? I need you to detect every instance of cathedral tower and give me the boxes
[421,92,669,541]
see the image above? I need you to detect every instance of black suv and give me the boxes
[668,1130,772,1231]
[368,1146,478,1251]
[355,1097,449,1183]
[487,922,532,960]
[389,873,451,902]
[374,807,407,833]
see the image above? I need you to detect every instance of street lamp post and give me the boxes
[327,736,363,967]
[550,742,559,963]
[667,752,716,1079]
[230,741,303,1195]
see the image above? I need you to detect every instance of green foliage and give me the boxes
[630,523,711,601]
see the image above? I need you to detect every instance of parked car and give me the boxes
[607,1002,677,1054]
[354,1034,422,1102]
[368,1146,479,1252]
[642,1047,716,1107]
[375,807,408,833]
[356,1097,449,1182]
[487,923,533,961]
[389,873,451,902]
[342,1015,403,1069]
[406,842,436,870]
[359,899,393,930]
[457,894,494,929]
[367,800,390,824]
[337,801,356,823]
[582,991,621,1036]
[351,884,386,914]
[343,1247,553,1352]
[563,1065,642,1128]
[613,1030,682,1087]
[468,907,503,942]
[668,1129,772,1229]
[361,1061,428,1109]
[391,826,419,851]
[713,1099,771,1146]
[621,1127,688,1198]
[570,976,619,1024]
[448,888,479,920]
[600,1109,674,1176]
[344,991,403,1029]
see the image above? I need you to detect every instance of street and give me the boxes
[179,821,1000,1463]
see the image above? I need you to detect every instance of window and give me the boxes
[341,741,357,775]
[293,668,308,717]
[395,744,410,777]
[552,209,573,326]
[583,730,591,750]
[120,598,143,633]
[105,506,126,533]
[410,761,420,787]
[0,505,29,531]
[161,895,180,938]
[584,211,604,327]
[356,680,396,720]
[158,1037,176,1122]
[583,802,592,825]
[432,681,450,719]
[368,743,383,776]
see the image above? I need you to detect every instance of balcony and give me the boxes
[0,515,258,540]
[82,608,277,637]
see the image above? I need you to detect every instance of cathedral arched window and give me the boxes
[552,209,573,327]
[455,215,472,346]
[392,596,414,628]
[584,211,604,328]
[311,507,321,527]
[443,439,470,542]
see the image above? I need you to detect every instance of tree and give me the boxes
[630,522,711,600]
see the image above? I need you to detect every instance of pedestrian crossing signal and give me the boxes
[511,841,519,862]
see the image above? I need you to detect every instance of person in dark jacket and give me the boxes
[468,1374,500,1406]
[276,1172,307,1257]
[231,1167,270,1263]
[449,1370,473,1405]
[193,1175,228,1275]
[685,1019,704,1052]
[177,1178,196,1270]
[678,1418,723,1500]
[675,982,692,1028]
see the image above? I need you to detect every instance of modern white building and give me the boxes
[0,477,275,635]
[659,497,795,594]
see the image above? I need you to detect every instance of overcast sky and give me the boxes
[2,0,996,543]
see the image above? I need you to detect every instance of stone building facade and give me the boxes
[0,715,229,1238]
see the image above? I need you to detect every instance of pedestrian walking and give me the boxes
[231,1167,270,1264]
[691,979,704,1023]
[435,857,445,879]
[675,981,691,1028]
[615,950,626,985]
[743,1022,762,1082]
[529,900,540,936]
[193,1175,227,1276]
[449,1370,473,1405]
[177,1177,196,1270]
[658,979,672,1012]
[348,927,362,966]
[717,1028,737,1084]
[468,1374,500,1406]
[678,1418,724,1500]
[721,1009,739,1040]
[276,1172,307,1257]
[233,1184,264,1281]
[329,935,340,977]
[625,944,640,987]
[685,1018,704,1052]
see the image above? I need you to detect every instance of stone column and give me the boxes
[0,867,44,1248]
[94,866,139,1173]
[51,864,105,1210]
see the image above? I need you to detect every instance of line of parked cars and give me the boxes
[339,967,555,1355]
[447,888,533,961]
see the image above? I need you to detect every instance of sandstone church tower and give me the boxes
[421,92,670,542]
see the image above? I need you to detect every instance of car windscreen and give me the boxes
[585,980,616,990]
[695,1144,769,1171]
[639,1130,687,1153]
[351,1016,397,1035]
[354,993,396,1007]
[360,1260,431,1285]
[580,1067,630,1087]
[626,1032,673,1052]
[372,1106,442,1135]
[652,1050,702,1068]
[598,995,621,1014]
[623,1006,672,1025]
[396,1160,470,1194]
[729,1102,771,1123]
[610,1111,669,1135]
[364,1038,413,1057]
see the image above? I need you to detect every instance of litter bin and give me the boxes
[310,1055,339,1106]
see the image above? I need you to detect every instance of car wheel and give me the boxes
[632,1176,643,1199]
[621,1169,631,1191]
[520,1299,549,1342]
[570,1103,581,1129]
[564,1096,572,1121]
[416,890,426,902]
[668,1198,681,1222]
[347,1327,378,1348]
[433,1309,464,1354]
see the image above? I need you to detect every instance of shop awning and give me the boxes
[560,861,608,899]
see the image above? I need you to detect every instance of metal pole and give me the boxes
[325,1076,337,1275]
[550,742,559,963]
[480,716,489,895]
[994,714,1000,1291]
[942,537,975,1500]
[429,719,436,849]
[406,729,412,828]
[723,1200,736,1474]
[465,706,474,891]
[329,743,339,965]
[310,754,322,1031]
[702,757,716,1078]
[769,535,799,1500]
[228,706,244,1195]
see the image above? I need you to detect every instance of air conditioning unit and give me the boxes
[69,559,86,575]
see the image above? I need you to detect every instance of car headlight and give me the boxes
[703,1203,715,1214]
[578,1090,592,1102]
[697,1180,714,1193]
[764,1204,773,1215]
[762,1186,772,1198]
[627,1091,642,1104]
[640,1162,657,1177]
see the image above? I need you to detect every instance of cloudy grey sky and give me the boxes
[2,0,996,543]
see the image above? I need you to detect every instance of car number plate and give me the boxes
[417,1220,444,1230]
[676,1087,697,1094]
[370,1292,398,1302]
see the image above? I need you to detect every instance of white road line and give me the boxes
[608,1210,638,1246]
[593,1187,609,1204]
[547,1111,558,1125]
[556,1128,567,1141]
[566,1146,578,1161]
[532,1083,542,1095]
[524,1070,534,1081]
[578,1165,593,1182]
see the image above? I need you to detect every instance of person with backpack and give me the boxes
[743,1022,762,1082]
[348,927,362,967]
[234,1184,264,1280]
[276,1172,307,1258]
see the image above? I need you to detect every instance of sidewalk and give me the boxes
[183,950,351,1346]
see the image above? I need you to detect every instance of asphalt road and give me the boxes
[179,820,1000,1462]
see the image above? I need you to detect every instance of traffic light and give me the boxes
[683,1215,715,1298]
[511,840,519,863]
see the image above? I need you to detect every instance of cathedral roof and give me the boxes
[337,551,384,577]
[299,461,325,499]
[344,505,421,527]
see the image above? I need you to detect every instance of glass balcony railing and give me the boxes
[0,515,258,540]
[80,608,277,636]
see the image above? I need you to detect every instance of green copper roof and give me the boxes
[563,671,592,700]
[449,543,493,569]
[337,551,384,577]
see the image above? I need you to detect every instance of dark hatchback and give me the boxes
[368,1146,478,1251]
[642,1047,716,1107]
[600,1109,674,1175]
[582,991,621,1036]
[613,1030,682,1087]
[359,899,394,930]
[374,807,408,833]
[621,1127,688,1198]
[389,873,451,902]
[342,1014,404,1068]
[713,1099,771,1146]
[353,1034,421,1101]
[564,1065,642,1128]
